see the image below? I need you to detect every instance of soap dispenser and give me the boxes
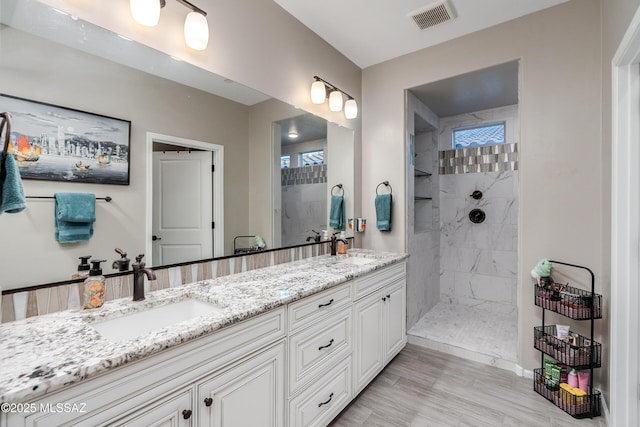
[73,255,91,280]
[337,231,348,254]
[83,259,106,309]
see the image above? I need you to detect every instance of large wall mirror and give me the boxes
[0,0,354,290]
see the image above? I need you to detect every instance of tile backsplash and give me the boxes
[1,243,332,323]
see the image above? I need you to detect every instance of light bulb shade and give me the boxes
[130,0,161,27]
[329,90,343,112]
[344,99,358,119]
[311,81,326,104]
[184,12,209,50]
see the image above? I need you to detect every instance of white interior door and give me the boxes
[152,151,213,265]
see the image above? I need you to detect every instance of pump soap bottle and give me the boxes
[337,231,348,254]
[73,256,92,280]
[83,259,106,309]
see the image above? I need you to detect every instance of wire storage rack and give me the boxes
[532,260,602,419]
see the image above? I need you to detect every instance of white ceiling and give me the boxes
[273,0,569,68]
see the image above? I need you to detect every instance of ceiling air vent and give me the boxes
[409,1,457,30]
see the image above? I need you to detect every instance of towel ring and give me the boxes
[331,184,344,196]
[376,181,392,195]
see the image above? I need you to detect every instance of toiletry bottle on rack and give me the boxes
[72,255,91,280]
[83,260,106,309]
[567,368,579,388]
[338,231,348,254]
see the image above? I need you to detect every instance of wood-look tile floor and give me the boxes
[330,344,605,427]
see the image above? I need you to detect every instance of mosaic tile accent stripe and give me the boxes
[0,242,338,323]
[281,164,327,186]
[439,143,518,175]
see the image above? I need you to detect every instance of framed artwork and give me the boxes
[0,94,131,185]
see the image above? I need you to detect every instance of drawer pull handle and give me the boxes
[318,338,335,350]
[318,298,334,308]
[204,397,213,407]
[182,409,192,420]
[318,392,334,408]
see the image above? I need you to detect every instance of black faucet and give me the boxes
[330,232,348,256]
[132,254,156,301]
[112,248,130,272]
[306,230,321,243]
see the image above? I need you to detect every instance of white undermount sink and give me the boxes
[336,256,377,266]
[90,298,224,342]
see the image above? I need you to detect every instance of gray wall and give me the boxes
[362,0,603,380]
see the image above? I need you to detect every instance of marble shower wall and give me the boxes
[438,105,519,310]
[281,165,327,247]
[439,171,519,308]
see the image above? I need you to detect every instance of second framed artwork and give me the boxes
[0,94,131,185]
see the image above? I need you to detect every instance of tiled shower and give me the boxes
[406,95,520,369]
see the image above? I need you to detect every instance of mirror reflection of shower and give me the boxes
[275,114,328,247]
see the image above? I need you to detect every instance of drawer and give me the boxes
[353,262,405,299]
[288,282,352,332]
[288,356,352,427]
[289,308,352,395]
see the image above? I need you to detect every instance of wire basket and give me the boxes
[534,283,602,320]
[533,325,601,369]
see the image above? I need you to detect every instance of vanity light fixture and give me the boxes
[130,0,162,27]
[130,0,209,50]
[310,76,358,119]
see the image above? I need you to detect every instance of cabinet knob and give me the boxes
[318,392,334,408]
[318,298,334,308]
[382,297,386,301]
[204,397,213,407]
[182,409,192,420]
[386,294,391,299]
[318,338,335,351]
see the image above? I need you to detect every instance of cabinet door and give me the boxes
[111,387,193,427]
[198,342,285,427]
[383,279,406,361]
[353,291,384,394]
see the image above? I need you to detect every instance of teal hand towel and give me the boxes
[54,193,95,243]
[329,195,345,230]
[375,193,392,231]
[0,153,26,215]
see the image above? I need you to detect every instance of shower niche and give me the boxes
[412,114,438,234]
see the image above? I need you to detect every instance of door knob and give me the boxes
[152,235,162,241]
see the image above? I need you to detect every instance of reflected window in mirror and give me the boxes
[300,149,324,166]
[280,155,291,169]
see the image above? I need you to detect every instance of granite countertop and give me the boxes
[0,249,407,403]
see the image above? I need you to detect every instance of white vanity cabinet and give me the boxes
[109,387,194,427]
[287,282,353,427]
[197,342,285,427]
[6,308,285,427]
[3,259,408,427]
[353,264,406,394]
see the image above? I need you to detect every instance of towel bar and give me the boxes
[27,195,113,202]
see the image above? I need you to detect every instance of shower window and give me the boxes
[299,150,324,166]
[280,155,290,169]
[452,122,505,149]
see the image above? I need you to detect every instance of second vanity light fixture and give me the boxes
[130,0,209,50]
[311,76,358,119]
